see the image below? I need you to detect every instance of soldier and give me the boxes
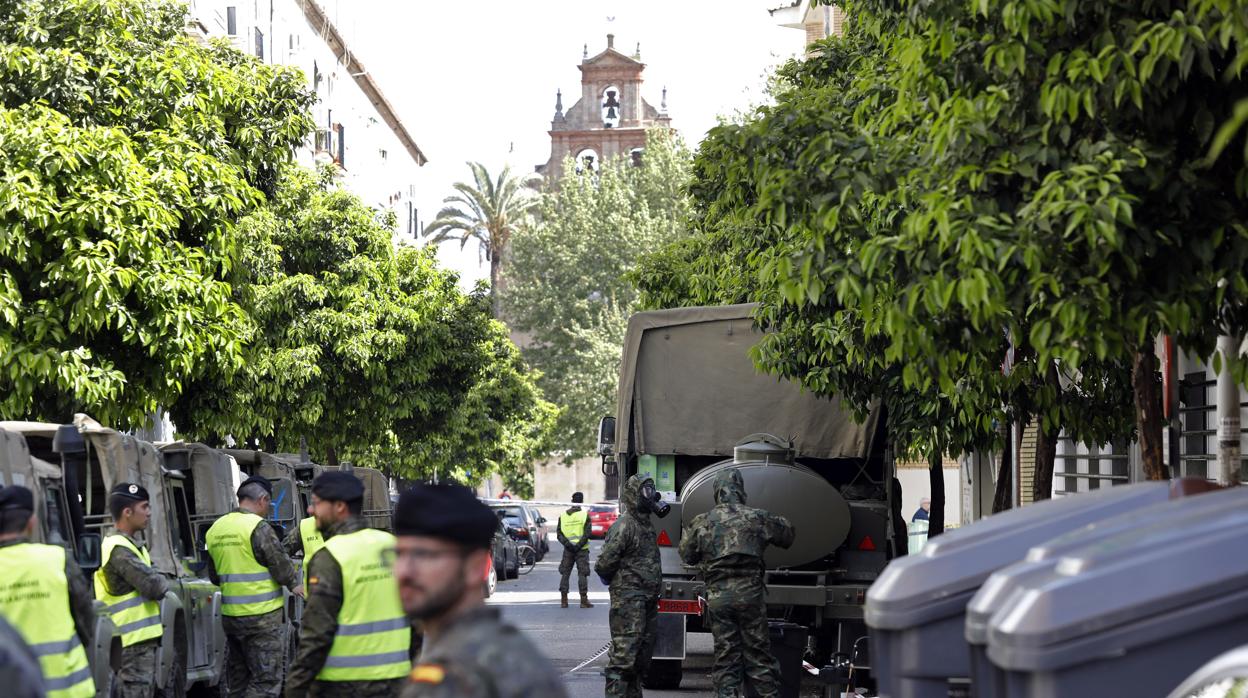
[556,491,593,609]
[678,468,795,698]
[0,613,45,698]
[205,475,302,698]
[286,472,410,698]
[283,503,325,594]
[595,474,665,698]
[396,483,567,698]
[0,485,96,698]
[95,483,171,698]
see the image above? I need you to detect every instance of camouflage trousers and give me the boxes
[605,592,658,698]
[308,678,404,698]
[557,546,590,594]
[119,638,159,698]
[706,579,781,698]
[224,609,287,698]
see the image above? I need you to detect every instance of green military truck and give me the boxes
[598,305,902,689]
[0,418,229,696]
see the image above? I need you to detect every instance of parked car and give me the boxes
[588,503,619,539]
[490,504,548,560]
[523,502,551,556]
[491,517,520,582]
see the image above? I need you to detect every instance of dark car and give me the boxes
[588,503,619,539]
[491,517,520,584]
[490,504,548,560]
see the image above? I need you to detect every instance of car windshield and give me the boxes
[501,515,524,528]
[493,506,526,521]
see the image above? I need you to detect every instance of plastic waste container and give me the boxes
[966,482,1244,697]
[746,621,807,698]
[865,479,1214,698]
[908,519,929,555]
[984,492,1248,698]
[1166,644,1248,698]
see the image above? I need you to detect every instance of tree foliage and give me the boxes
[0,0,313,427]
[505,130,692,459]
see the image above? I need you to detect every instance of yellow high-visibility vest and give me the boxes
[94,535,163,646]
[299,516,325,594]
[559,510,589,548]
[205,512,283,616]
[315,528,410,682]
[0,543,95,698]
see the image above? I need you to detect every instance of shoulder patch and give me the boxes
[307,576,318,586]
[410,664,445,684]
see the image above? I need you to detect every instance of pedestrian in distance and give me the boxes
[394,483,567,697]
[286,472,410,698]
[557,491,594,609]
[96,483,171,698]
[678,468,795,698]
[596,474,668,698]
[205,475,302,698]
[912,497,931,523]
[283,502,326,595]
[0,485,96,698]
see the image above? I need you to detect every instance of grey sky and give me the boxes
[330,1,805,285]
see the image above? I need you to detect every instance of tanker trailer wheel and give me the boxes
[642,659,682,690]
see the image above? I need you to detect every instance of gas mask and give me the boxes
[638,480,671,518]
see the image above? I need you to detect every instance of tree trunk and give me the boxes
[1033,362,1061,502]
[992,426,1013,514]
[263,434,277,453]
[928,447,946,538]
[489,243,507,319]
[325,445,339,467]
[1133,345,1169,480]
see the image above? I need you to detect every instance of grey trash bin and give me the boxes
[1166,644,1248,698]
[864,480,1213,698]
[966,483,1247,698]
[984,492,1248,698]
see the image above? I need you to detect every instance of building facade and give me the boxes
[540,34,672,181]
[770,1,847,49]
[185,0,426,240]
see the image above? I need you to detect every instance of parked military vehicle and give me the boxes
[0,417,229,696]
[599,304,900,689]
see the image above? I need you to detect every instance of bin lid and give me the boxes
[965,485,1248,644]
[986,491,1248,660]
[865,481,1178,630]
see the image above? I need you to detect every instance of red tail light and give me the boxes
[656,530,672,546]
[515,528,529,538]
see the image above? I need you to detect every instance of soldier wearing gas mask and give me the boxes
[595,474,669,697]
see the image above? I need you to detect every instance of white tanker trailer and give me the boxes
[598,304,905,690]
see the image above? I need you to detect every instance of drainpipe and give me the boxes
[1216,333,1242,486]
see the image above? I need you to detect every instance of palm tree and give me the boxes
[423,162,542,317]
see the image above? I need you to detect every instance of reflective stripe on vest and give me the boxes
[205,512,283,616]
[94,535,163,647]
[299,516,325,594]
[315,528,410,682]
[0,543,95,698]
[559,510,588,547]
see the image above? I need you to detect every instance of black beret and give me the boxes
[571,492,584,503]
[0,486,34,512]
[110,482,149,502]
[238,475,273,499]
[393,484,496,549]
[312,472,363,503]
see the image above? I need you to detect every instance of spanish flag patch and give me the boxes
[308,576,319,586]
[410,664,445,684]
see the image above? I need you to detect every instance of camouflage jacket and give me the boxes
[100,530,169,601]
[679,468,795,585]
[0,614,43,698]
[0,538,95,649]
[594,474,661,598]
[203,508,299,591]
[401,606,567,698]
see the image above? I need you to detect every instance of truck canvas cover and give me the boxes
[615,304,880,459]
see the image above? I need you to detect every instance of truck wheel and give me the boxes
[157,648,186,698]
[642,659,682,689]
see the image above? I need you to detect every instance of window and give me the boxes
[43,486,70,548]
[254,27,264,60]
[226,6,237,35]
[601,85,621,127]
[335,124,345,168]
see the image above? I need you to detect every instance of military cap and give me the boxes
[393,484,496,549]
[238,475,273,499]
[0,485,34,512]
[311,471,363,503]
[109,482,150,502]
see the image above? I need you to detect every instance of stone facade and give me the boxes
[541,34,672,181]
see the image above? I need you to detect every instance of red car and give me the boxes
[588,503,619,539]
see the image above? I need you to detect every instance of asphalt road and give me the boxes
[487,538,721,697]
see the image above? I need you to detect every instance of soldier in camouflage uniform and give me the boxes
[205,476,301,698]
[100,483,171,698]
[595,474,663,698]
[395,484,567,698]
[679,468,795,698]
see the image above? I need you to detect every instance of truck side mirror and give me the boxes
[76,532,101,569]
[597,416,616,457]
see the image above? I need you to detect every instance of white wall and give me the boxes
[898,467,962,527]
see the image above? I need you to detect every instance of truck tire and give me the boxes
[642,659,682,690]
[157,646,186,698]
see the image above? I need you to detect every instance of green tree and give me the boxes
[506,130,692,459]
[0,0,313,427]
[422,162,541,317]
